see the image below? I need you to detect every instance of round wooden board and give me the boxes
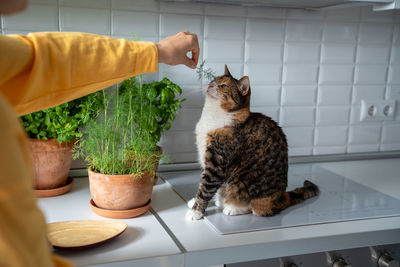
[47,220,127,250]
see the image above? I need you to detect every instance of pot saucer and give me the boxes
[89,199,151,219]
[35,177,74,198]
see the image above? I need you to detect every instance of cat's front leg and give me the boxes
[186,168,224,221]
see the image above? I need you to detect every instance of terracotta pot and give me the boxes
[88,168,154,210]
[29,138,74,190]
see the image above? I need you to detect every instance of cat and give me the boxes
[186,65,319,221]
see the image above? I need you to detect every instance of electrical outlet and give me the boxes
[360,100,397,122]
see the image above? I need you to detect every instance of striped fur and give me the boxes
[186,65,319,220]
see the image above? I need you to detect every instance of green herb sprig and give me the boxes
[196,60,216,81]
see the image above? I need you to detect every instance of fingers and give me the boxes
[156,31,200,69]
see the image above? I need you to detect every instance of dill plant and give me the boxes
[75,76,160,175]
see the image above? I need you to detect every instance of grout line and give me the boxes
[242,7,248,78]
[57,0,61,32]
[345,8,362,154]
[312,12,326,155]
[109,0,112,36]
[277,8,288,126]
[378,20,396,152]
[149,207,187,253]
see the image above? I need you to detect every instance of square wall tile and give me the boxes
[381,123,400,144]
[245,64,282,85]
[159,64,200,85]
[246,18,285,41]
[30,0,57,4]
[283,126,314,148]
[359,23,393,44]
[60,0,110,8]
[348,124,381,145]
[388,65,400,84]
[245,41,283,64]
[355,65,387,85]
[3,4,58,31]
[347,144,379,153]
[170,108,202,131]
[208,63,243,78]
[391,45,400,64]
[250,86,281,106]
[315,126,348,146]
[283,64,318,85]
[325,7,360,22]
[247,7,286,19]
[113,10,158,37]
[316,107,350,126]
[388,86,400,100]
[286,21,323,42]
[287,9,324,20]
[161,130,196,154]
[381,143,400,152]
[160,14,203,38]
[280,107,315,127]
[282,86,317,106]
[180,85,204,109]
[321,43,355,64]
[356,44,391,64]
[319,64,354,85]
[284,42,320,64]
[160,1,203,14]
[61,7,110,35]
[352,85,385,104]
[205,16,245,40]
[204,39,244,63]
[361,6,394,23]
[112,0,159,12]
[205,4,246,17]
[318,85,352,105]
[252,106,279,122]
[314,146,347,155]
[289,147,313,156]
[323,22,358,43]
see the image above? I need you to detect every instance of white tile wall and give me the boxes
[2,1,400,162]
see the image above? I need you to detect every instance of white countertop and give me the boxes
[37,178,182,267]
[153,158,400,267]
[37,159,400,267]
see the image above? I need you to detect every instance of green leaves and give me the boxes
[20,91,104,144]
[196,60,216,81]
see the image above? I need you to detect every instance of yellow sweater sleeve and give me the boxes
[0,32,158,116]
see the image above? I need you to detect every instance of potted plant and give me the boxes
[74,76,184,218]
[20,92,103,197]
[120,77,185,179]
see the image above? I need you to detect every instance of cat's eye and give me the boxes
[220,84,228,89]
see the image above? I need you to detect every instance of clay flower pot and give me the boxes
[29,138,74,190]
[88,168,154,211]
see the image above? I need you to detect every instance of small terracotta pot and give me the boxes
[29,138,74,190]
[88,168,154,210]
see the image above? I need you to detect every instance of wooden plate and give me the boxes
[47,220,127,250]
[89,199,151,219]
[35,177,74,198]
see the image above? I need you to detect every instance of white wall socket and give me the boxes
[360,100,397,122]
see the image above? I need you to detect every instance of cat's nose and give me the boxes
[208,81,217,90]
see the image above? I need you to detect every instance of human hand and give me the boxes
[156,31,200,69]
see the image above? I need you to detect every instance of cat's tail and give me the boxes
[287,180,319,206]
[251,180,319,216]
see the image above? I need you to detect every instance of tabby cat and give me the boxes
[186,65,319,221]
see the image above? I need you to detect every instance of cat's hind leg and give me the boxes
[222,180,251,216]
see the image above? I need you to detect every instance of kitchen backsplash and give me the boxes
[2,0,400,163]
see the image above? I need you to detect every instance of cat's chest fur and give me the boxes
[195,99,233,168]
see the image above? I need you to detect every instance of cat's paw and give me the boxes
[185,209,203,221]
[187,198,196,209]
[223,205,250,216]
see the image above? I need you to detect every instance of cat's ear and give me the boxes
[238,76,250,96]
[224,64,231,76]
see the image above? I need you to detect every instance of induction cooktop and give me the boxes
[160,164,400,235]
